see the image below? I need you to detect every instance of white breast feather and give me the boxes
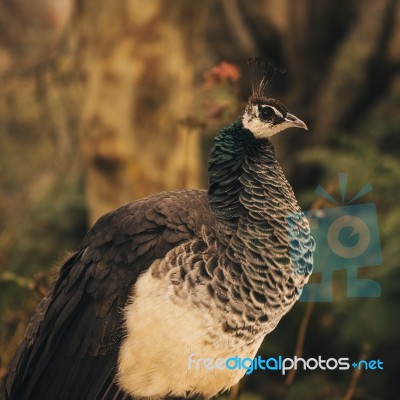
[117,259,263,399]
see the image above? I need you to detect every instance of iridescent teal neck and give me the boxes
[207,120,300,247]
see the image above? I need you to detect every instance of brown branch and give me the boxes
[285,181,338,388]
[229,375,247,400]
[343,343,371,400]
[284,299,315,386]
[219,0,258,56]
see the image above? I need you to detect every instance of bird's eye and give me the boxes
[259,107,275,121]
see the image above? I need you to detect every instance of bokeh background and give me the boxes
[0,1,399,399]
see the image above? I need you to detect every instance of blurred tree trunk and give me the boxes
[73,0,207,224]
[313,0,398,140]
[0,0,78,272]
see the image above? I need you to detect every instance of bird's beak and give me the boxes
[285,113,308,131]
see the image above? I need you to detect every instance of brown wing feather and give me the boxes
[1,189,211,400]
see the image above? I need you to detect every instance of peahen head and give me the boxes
[242,96,307,138]
[243,58,307,138]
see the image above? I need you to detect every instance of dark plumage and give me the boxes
[2,190,212,399]
[1,72,314,399]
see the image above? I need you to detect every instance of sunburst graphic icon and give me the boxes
[298,173,383,302]
[315,173,373,205]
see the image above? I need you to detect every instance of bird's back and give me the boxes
[1,189,213,400]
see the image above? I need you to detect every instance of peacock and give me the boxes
[1,60,315,400]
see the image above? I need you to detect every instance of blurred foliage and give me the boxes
[0,0,399,399]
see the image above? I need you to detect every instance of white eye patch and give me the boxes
[259,106,284,119]
[242,105,291,138]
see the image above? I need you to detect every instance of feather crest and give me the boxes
[247,58,284,100]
